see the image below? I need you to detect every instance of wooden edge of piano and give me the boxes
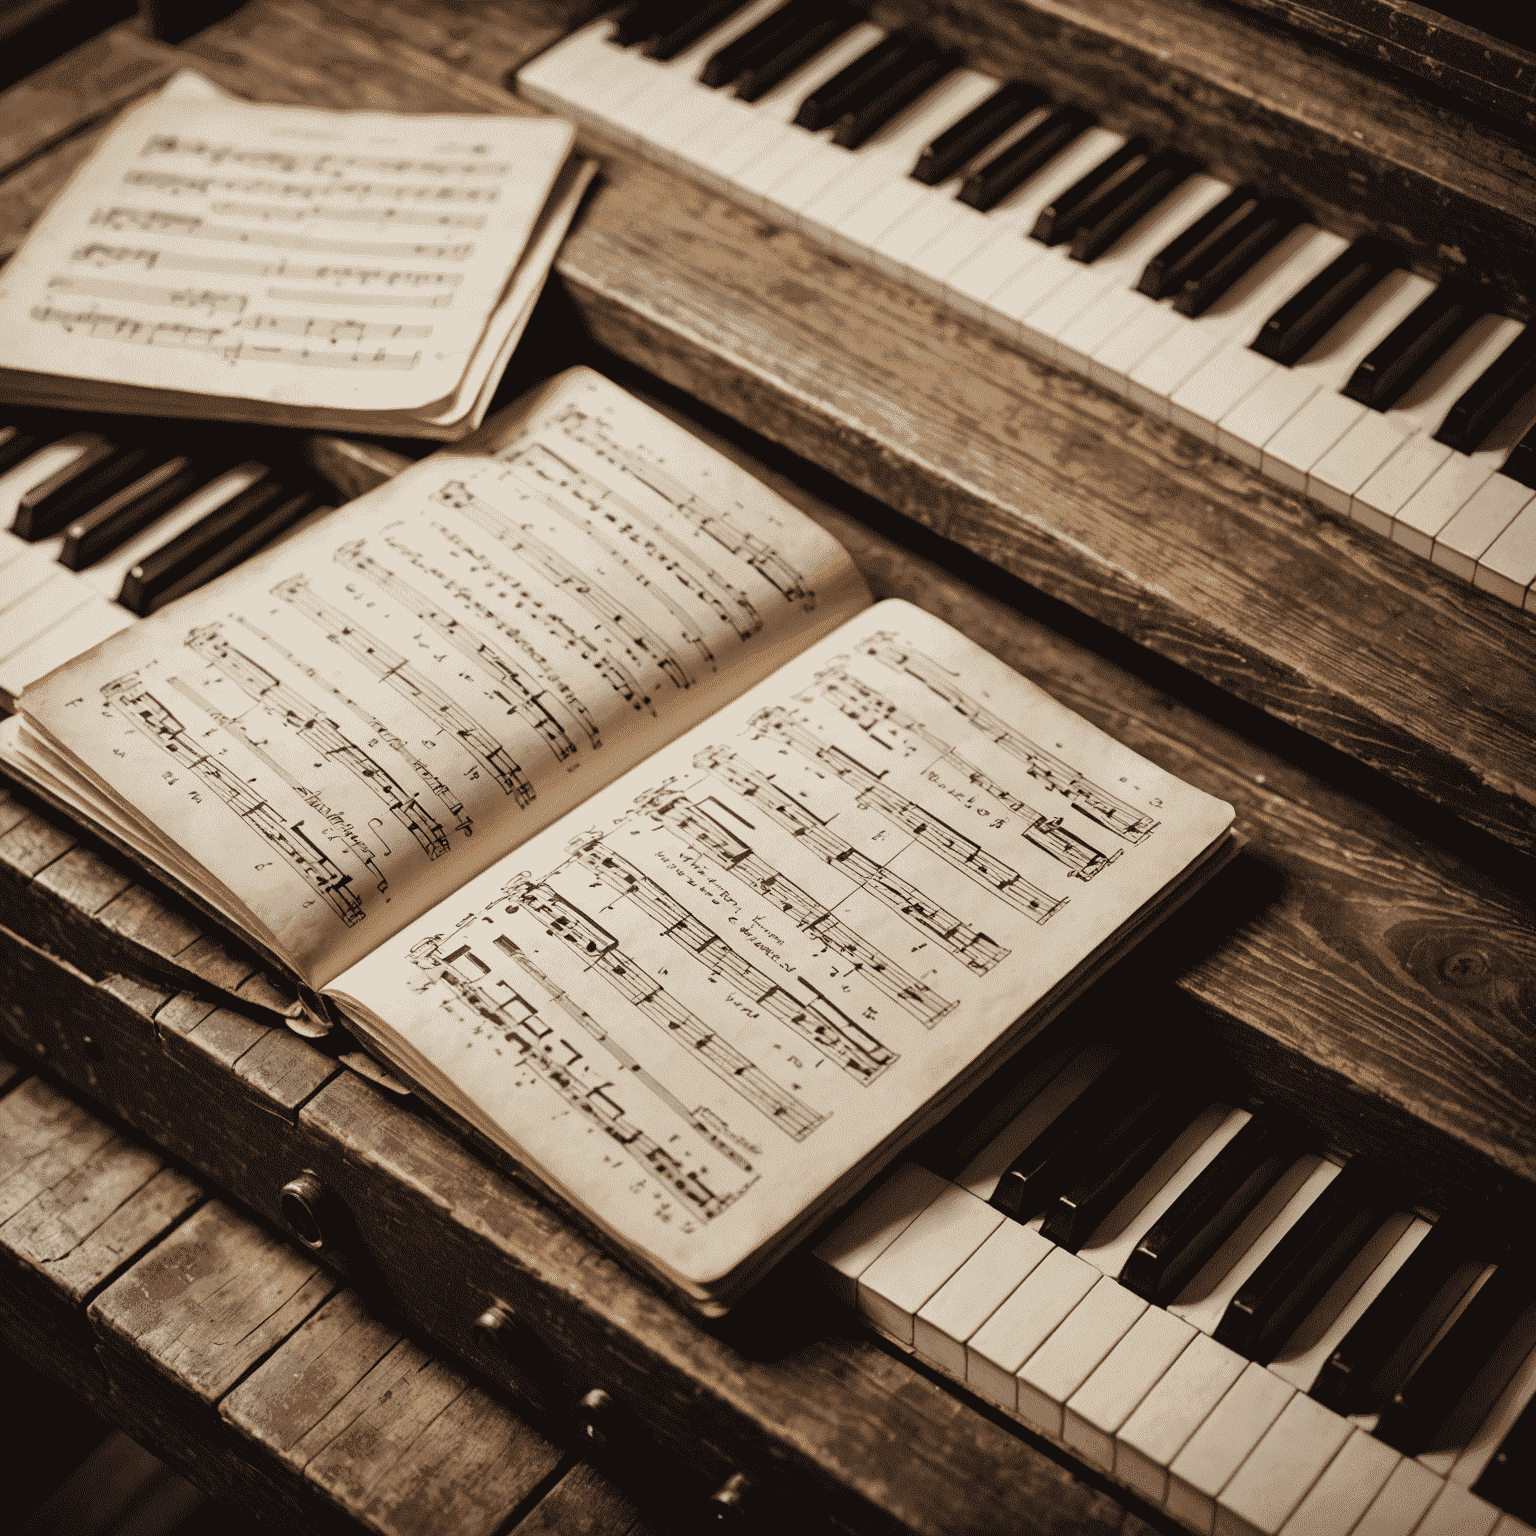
[1,0,1534,1532]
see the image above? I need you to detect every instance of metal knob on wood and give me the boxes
[705,1471,753,1524]
[279,1170,332,1250]
[577,1388,618,1452]
[472,1301,561,1415]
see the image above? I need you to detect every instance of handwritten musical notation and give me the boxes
[104,673,365,926]
[860,636,1159,843]
[141,134,512,180]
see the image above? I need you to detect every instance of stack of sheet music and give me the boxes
[0,71,591,438]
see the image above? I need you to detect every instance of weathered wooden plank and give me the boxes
[506,1461,646,1536]
[551,147,1536,856]
[0,809,75,880]
[0,1045,22,1096]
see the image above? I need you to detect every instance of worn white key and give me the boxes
[1277,1429,1401,1536]
[1055,281,1155,377]
[1433,474,1536,581]
[0,547,60,613]
[1306,411,1414,515]
[858,1182,1003,1343]
[1451,1333,1536,1487]
[1353,1457,1443,1536]
[1015,1274,1146,1436]
[1167,1362,1295,1533]
[1116,1332,1248,1505]
[0,569,96,653]
[1476,489,1536,607]
[1170,1156,1338,1337]
[914,1219,1054,1376]
[1268,1214,1426,1394]
[812,1161,948,1304]
[1393,452,1501,557]
[1352,432,1455,537]
[1261,391,1370,493]
[1065,1305,1196,1470]
[516,21,627,111]
[967,1244,1099,1409]
[1214,1391,1354,1536]
[1083,297,1184,392]
[0,595,134,700]
[1415,1484,1502,1536]
[955,1041,1118,1200]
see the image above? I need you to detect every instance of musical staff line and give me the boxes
[125,169,502,205]
[141,135,512,178]
[208,200,486,230]
[637,787,956,1028]
[551,406,816,609]
[808,664,1116,881]
[184,623,450,860]
[859,635,1159,843]
[751,707,1065,923]
[103,673,364,925]
[695,747,1010,973]
[432,479,693,695]
[273,574,533,804]
[506,878,825,1139]
[335,540,582,767]
[566,837,899,1083]
[90,206,475,261]
[72,243,465,290]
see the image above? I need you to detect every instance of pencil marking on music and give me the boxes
[433,479,693,695]
[274,573,534,804]
[552,406,816,609]
[336,540,584,767]
[566,837,900,1083]
[636,786,957,1028]
[751,707,1066,923]
[184,622,451,859]
[103,673,365,925]
[506,877,826,1138]
[808,663,1118,881]
[860,635,1160,842]
[696,747,1011,972]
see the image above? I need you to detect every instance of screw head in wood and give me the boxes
[279,1170,331,1250]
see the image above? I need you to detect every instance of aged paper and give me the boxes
[328,600,1235,1291]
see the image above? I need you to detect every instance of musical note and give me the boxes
[125,169,502,205]
[90,205,476,260]
[140,134,511,179]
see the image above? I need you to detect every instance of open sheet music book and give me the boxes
[2,368,1237,1311]
[0,71,591,438]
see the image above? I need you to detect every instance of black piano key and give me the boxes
[794,34,919,132]
[1434,327,1536,454]
[733,8,858,102]
[58,457,217,571]
[614,0,692,48]
[1139,186,1262,300]
[644,0,750,61]
[1172,199,1306,318]
[1473,1390,1536,1525]
[1375,1254,1534,1457]
[1213,1157,1396,1364]
[1310,1209,1491,1414]
[1119,1111,1298,1306]
[1030,136,1153,247]
[143,488,316,613]
[700,0,806,88]
[1341,281,1487,411]
[118,479,292,615]
[13,443,157,542]
[831,48,956,151]
[0,425,43,477]
[958,104,1091,213]
[1501,422,1536,490]
[1038,1079,1209,1252]
[1250,236,1403,366]
[1067,149,1197,264]
[911,81,1047,186]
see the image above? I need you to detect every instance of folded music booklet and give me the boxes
[3,368,1237,1311]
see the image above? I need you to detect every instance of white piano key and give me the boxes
[514,20,626,109]
[1218,270,1432,471]
[0,437,94,530]
[902,205,1000,299]
[914,1218,1054,1377]
[857,1182,1003,1343]
[1277,1428,1401,1536]
[967,1244,1099,1410]
[1014,1274,1146,1436]
[1170,1156,1339,1337]
[1495,1517,1536,1536]
[1414,1484,1502,1536]
[1392,451,1501,558]
[1352,1457,1443,1536]
[812,1161,949,1304]
[1433,474,1536,582]
[1351,432,1455,537]
[1165,345,1278,443]
[0,546,60,613]
[871,191,978,283]
[1475,489,1536,607]
[955,1041,1118,1200]
[1065,1305,1197,1470]
[1134,226,1347,422]
[1260,391,1369,493]
[0,570,96,654]
[1055,280,1157,378]
[0,594,134,701]
[1086,302,1187,395]
[1419,1298,1536,1480]
[1450,1332,1536,1487]
[1116,1331,1248,1506]
[1305,410,1413,515]
[1167,1362,1295,1534]
[1214,1391,1354,1536]
[1078,1103,1249,1281]
[1267,1213,1427,1394]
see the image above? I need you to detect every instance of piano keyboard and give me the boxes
[518,4,1536,615]
[813,1040,1536,1536]
[0,418,326,709]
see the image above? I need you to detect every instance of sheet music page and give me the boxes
[20,369,870,985]
[327,600,1235,1288]
[0,83,573,412]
